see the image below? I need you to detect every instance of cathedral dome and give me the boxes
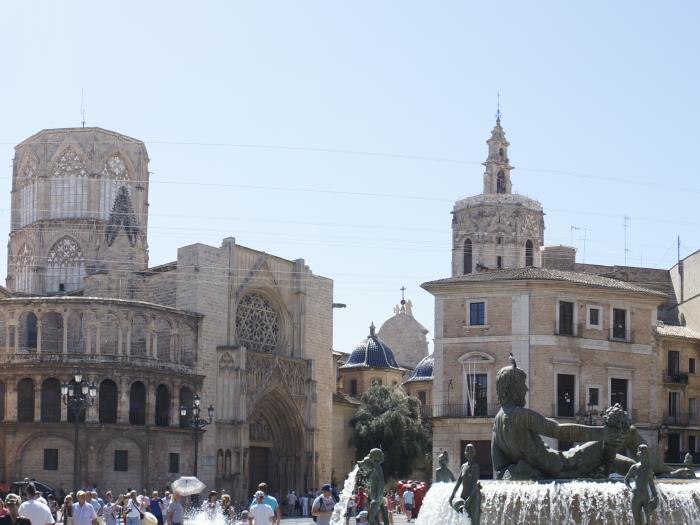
[340,323,401,370]
[405,354,434,383]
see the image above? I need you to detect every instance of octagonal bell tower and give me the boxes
[451,114,545,276]
[7,127,150,297]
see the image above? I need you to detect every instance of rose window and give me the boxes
[235,293,280,353]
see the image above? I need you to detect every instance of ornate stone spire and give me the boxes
[482,109,514,195]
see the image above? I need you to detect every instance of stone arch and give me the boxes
[129,381,146,425]
[130,315,148,357]
[100,312,120,355]
[48,144,88,219]
[97,435,144,493]
[235,290,284,354]
[497,170,506,193]
[225,449,232,477]
[155,384,170,427]
[40,378,61,422]
[156,318,172,361]
[17,378,35,422]
[18,311,38,352]
[99,379,118,424]
[216,449,224,478]
[14,244,34,293]
[41,312,63,353]
[179,386,193,427]
[45,236,85,293]
[16,434,75,489]
[66,312,84,354]
[248,387,307,495]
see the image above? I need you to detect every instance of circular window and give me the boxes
[235,293,280,353]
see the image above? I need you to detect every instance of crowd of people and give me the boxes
[0,478,427,525]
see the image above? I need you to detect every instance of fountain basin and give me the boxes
[416,479,700,525]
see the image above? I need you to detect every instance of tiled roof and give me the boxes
[405,354,433,383]
[333,392,361,405]
[422,267,665,296]
[655,324,700,341]
[340,324,402,371]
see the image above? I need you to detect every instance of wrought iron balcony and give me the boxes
[424,402,499,419]
[663,411,693,426]
[663,369,689,384]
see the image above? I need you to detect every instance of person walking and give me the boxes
[402,486,415,523]
[124,493,141,525]
[0,494,31,525]
[165,494,184,525]
[147,493,163,525]
[72,492,98,525]
[59,495,74,525]
[310,485,334,525]
[247,493,273,525]
[247,485,279,525]
[17,484,54,525]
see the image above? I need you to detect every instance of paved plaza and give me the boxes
[278,515,410,524]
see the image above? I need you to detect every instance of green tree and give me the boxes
[350,382,432,480]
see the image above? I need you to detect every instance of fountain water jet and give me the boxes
[330,464,360,525]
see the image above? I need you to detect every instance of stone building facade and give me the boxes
[0,128,334,501]
[423,117,699,479]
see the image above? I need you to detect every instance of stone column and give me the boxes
[33,375,41,422]
[62,313,68,354]
[145,379,155,426]
[119,376,130,424]
[5,377,16,421]
[36,320,42,354]
[170,381,180,427]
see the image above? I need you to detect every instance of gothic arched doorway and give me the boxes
[248,389,307,495]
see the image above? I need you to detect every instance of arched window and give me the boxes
[498,148,504,160]
[155,384,170,427]
[66,379,87,422]
[156,319,171,361]
[19,312,38,352]
[100,154,130,220]
[100,313,120,355]
[216,450,224,477]
[40,378,61,422]
[45,237,85,293]
[49,146,88,219]
[41,312,63,353]
[99,380,118,423]
[0,381,4,421]
[66,313,84,354]
[179,386,193,428]
[130,316,148,357]
[14,245,33,293]
[463,239,473,275]
[525,240,534,267]
[17,378,35,422]
[497,171,506,194]
[225,450,232,476]
[129,382,146,425]
[181,326,196,365]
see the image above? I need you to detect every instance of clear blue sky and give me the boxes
[1,1,699,355]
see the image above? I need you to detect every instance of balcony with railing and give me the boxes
[663,411,697,426]
[553,321,584,338]
[609,328,634,342]
[663,369,689,385]
[422,402,499,419]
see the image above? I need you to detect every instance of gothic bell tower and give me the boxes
[482,112,514,195]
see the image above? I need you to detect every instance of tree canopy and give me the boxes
[350,382,431,480]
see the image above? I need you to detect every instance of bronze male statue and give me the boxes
[435,450,456,482]
[624,444,658,525]
[358,448,390,525]
[448,443,482,524]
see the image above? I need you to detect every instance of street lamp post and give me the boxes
[61,370,97,493]
[180,394,214,478]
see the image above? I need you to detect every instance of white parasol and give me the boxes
[171,476,206,496]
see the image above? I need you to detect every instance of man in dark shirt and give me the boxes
[0,494,32,525]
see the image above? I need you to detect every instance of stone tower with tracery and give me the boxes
[451,114,545,275]
[7,128,149,297]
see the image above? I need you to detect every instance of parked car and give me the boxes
[10,480,55,499]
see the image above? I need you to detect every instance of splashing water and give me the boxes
[330,464,360,525]
[186,504,234,525]
[416,479,700,525]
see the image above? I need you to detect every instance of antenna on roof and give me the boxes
[81,88,86,128]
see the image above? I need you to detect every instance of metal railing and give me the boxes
[663,369,689,384]
[423,402,500,419]
[553,321,583,337]
[663,411,694,426]
[0,351,196,374]
[609,328,634,342]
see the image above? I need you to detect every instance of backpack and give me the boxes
[312,495,325,523]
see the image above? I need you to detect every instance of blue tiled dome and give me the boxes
[405,354,433,382]
[340,323,401,370]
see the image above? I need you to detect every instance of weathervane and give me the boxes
[496,91,502,122]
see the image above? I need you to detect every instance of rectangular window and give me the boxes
[557,374,575,417]
[496,256,503,269]
[689,398,697,422]
[668,350,681,375]
[349,379,358,397]
[612,308,627,339]
[668,391,680,418]
[558,301,574,335]
[43,449,58,471]
[417,391,427,405]
[466,374,488,417]
[469,302,486,325]
[588,307,600,327]
[114,450,128,472]
[588,387,599,407]
[610,378,628,411]
[689,435,697,455]
[690,358,697,374]
[169,453,180,474]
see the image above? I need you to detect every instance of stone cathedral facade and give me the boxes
[0,127,334,501]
